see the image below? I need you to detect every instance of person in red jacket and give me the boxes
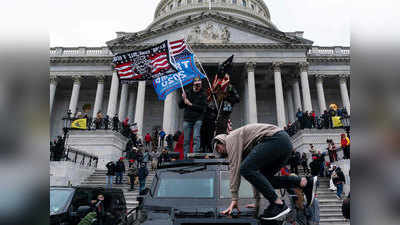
[144,133,152,151]
[341,133,350,159]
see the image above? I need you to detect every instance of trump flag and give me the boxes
[113,40,178,83]
[153,40,206,100]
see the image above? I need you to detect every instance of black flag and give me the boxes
[217,55,234,78]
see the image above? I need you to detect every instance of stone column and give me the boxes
[50,76,58,114]
[299,62,313,112]
[339,75,351,115]
[92,76,105,118]
[68,76,81,116]
[292,80,302,112]
[118,83,129,121]
[134,81,146,138]
[163,90,178,135]
[272,62,286,128]
[286,88,295,123]
[315,74,327,114]
[127,84,137,121]
[246,62,258,124]
[107,71,119,117]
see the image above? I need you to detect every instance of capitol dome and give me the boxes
[149,0,276,29]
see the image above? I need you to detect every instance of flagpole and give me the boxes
[186,42,218,109]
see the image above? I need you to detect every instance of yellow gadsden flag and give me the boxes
[71,118,87,129]
[332,116,343,128]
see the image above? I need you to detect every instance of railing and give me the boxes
[50,45,350,58]
[50,47,113,57]
[65,147,98,168]
[51,146,98,168]
[308,46,350,57]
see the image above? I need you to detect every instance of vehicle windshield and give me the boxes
[220,171,254,198]
[156,172,214,198]
[50,189,73,214]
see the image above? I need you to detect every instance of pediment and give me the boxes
[107,12,312,51]
[137,20,281,45]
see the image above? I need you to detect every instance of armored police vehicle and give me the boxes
[131,153,309,225]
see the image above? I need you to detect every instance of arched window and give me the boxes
[242,0,246,7]
[251,4,255,10]
[170,4,173,10]
[178,0,182,7]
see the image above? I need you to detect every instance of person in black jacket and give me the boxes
[179,77,207,157]
[309,157,320,176]
[105,161,116,188]
[115,158,125,184]
[289,151,300,174]
[112,114,119,131]
[333,167,346,199]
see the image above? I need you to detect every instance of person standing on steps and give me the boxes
[115,158,125,184]
[105,161,115,189]
[127,163,138,191]
[138,161,149,194]
[213,123,318,221]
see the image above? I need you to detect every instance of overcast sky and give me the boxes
[49,0,350,47]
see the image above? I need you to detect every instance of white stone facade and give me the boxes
[50,161,96,186]
[49,1,350,144]
[67,130,128,169]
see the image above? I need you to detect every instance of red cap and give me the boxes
[312,156,317,160]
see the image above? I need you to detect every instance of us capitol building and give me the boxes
[50,0,350,142]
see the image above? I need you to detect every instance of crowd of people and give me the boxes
[284,106,349,137]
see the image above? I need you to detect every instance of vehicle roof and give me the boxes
[158,158,229,170]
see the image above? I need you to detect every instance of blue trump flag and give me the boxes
[153,53,206,100]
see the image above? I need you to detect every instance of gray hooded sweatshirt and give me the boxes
[213,123,282,201]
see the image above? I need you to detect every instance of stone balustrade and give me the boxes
[308,46,350,56]
[50,45,351,58]
[50,46,113,57]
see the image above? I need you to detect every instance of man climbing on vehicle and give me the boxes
[213,123,318,220]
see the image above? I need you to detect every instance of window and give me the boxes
[242,0,246,7]
[50,189,73,214]
[220,172,254,198]
[156,172,214,198]
[232,0,237,4]
[170,4,173,10]
[251,4,255,10]
[198,0,203,3]
[178,0,182,7]
[187,0,192,4]
[222,0,226,2]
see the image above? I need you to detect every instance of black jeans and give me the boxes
[240,131,302,203]
[129,175,135,190]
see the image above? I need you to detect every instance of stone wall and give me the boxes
[50,161,95,186]
[66,130,128,169]
[291,129,345,155]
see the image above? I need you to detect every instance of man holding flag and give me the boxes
[179,77,207,157]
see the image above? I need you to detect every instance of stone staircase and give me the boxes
[79,164,156,212]
[316,177,350,225]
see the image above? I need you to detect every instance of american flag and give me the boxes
[113,40,178,82]
[115,62,134,78]
[169,39,187,56]
[149,52,170,74]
